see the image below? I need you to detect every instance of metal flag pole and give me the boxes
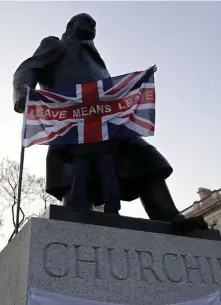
[15,144,25,234]
[14,86,29,235]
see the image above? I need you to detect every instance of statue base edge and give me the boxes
[45,205,221,241]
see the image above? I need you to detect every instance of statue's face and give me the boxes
[68,13,96,40]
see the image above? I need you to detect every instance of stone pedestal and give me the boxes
[1,214,221,305]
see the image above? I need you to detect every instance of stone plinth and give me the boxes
[1,216,221,305]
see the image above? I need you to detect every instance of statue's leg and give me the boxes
[139,174,180,221]
[62,157,91,211]
[96,154,121,214]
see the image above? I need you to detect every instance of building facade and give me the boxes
[181,188,221,231]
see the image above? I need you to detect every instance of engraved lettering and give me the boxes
[181,255,206,284]
[42,242,221,285]
[216,257,221,269]
[43,242,69,278]
[136,250,163,282]
[205,257,217,284]
[107,248,130,280]
[74,245,101,279]
[163,253,183,283]
[214,257,221,284]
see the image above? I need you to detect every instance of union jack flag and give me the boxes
[22,66,156,147]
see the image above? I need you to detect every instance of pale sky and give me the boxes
[0,1,220,219]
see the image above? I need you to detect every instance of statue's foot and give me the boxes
[171,214,208,232]
[104,206,120,215]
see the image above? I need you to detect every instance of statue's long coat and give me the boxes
[13,35,173,205]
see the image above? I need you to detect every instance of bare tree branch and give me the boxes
[0,157,60,241]
[35,177,59,210]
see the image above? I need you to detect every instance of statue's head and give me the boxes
[65,13,96,40]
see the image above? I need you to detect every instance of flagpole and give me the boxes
[15,144,25,234]
[14,86,30,235]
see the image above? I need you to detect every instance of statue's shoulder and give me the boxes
[41,36,60,42]
[38,36,61,50]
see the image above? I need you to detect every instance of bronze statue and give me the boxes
[13,13,208,228]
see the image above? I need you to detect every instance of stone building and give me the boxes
[181,187,221,231]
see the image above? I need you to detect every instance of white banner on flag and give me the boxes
[169,292,221,305]
[28,288,120,305]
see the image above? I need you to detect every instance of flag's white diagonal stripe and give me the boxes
[125,120,154,136]
[23,122,76,147]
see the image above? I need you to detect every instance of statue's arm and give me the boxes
[13,36,60,113]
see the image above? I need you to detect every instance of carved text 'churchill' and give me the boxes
[43,242,221,285]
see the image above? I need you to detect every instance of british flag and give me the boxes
[22,66,156,147]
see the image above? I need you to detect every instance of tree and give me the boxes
[0,202,5,227]
[0,157,59,239]
[36,177,58,211]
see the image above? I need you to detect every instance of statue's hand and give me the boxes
[17,84,27,98]
[149,65,157,74]
[15,84,28,113]
[152,65,157,73]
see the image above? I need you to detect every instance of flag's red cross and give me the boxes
[80,72,153,143]
[81,82,103,143]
